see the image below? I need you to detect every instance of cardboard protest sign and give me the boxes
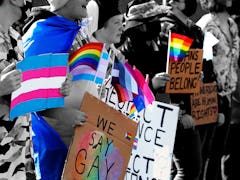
[125,101,179,180]
[191,82,218,125]
[62,93,138,180]
[166,49,203,94]
[101,80,179,179]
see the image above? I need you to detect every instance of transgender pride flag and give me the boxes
[69,42,109,85]
[10,53,68,120]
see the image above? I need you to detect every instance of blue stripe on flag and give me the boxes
[133,95,146,112]
[10,98,64,120]
[101,52,109,59]
[72,73,104,84]
[94,77,104,84]
[72,73,95,82]
[17,54,69,72]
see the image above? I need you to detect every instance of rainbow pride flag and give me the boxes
[10,54,68,120]
[125,132,133,141]
[169,33,193,61]
[68,42,109,84]
[129,103,137,119]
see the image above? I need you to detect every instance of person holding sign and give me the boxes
[122,0,204,179]
[22,0,91,179]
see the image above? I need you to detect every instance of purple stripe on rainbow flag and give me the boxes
[71,65,98,76]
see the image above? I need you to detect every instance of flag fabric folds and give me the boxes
[68,42,109,85]
[124,62,155,112]
[112,61,155,112]
[111,60,138,102]
[31,112,68,180]
[23,15,81,57]
[169,33,193,61]
[10,53,68,120]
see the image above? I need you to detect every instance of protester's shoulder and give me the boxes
[23,6,56,34]
[229,16,239,30]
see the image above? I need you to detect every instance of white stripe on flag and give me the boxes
[12,77,66,99]
[111,69,119,77]
[130,77,138,94]
[124,71,138,94]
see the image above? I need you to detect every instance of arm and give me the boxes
[151,72,170,90]
[39,107,87,127]
[39,73,87,126]
[0,62,21,97]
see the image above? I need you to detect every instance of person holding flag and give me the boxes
[66,0,125,111]
[22,0,92,179]
[122,0,204,179]
[87,0,156,113]
[197,0,239,179]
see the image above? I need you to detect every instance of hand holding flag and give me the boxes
[10,53,68,120]
[68,42,109,85]
[0,62,22,96]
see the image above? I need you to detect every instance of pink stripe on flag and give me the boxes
[22,67,67,82]
[11,89,62,109]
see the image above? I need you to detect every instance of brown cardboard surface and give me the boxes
[190,82,218,125]
[166,49,203,94]
[62,92,138,180]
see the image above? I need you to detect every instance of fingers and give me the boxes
[60,73,73,96]
[1,62,16,74]
[155,72,171,81]
[73,111,88,127]
[152,72,171,89]
[0,70,22,96]
[180,114,195,129]
[60,86,71,96]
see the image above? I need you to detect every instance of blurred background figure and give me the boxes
[122,0,204,179]
[0,0,35,179]
[197,0,239,180]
